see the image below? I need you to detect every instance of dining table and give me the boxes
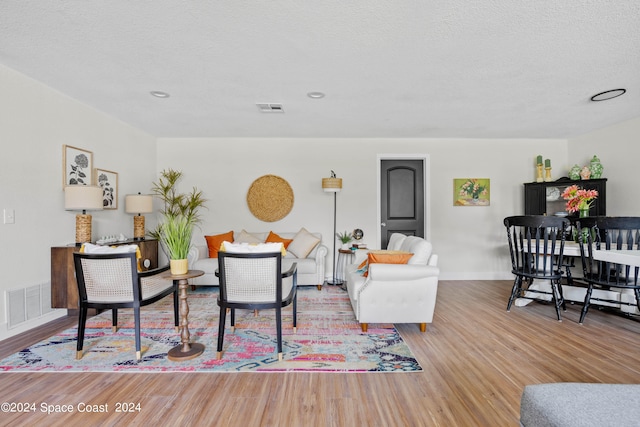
[514,242,640,310]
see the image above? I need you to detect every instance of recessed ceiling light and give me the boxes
[307,92,325,99]
[590,89,626,102]
[150,91,170,98]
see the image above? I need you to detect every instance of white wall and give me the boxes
[568,116,640,216]
[157,137,569,281]
[0,64,158,339]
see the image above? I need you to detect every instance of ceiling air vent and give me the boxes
[256,103,284,113]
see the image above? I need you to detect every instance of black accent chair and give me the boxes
[504,215,570,321]
[216,251,297,361]
[576,217,640,324]
[73,252,178,361]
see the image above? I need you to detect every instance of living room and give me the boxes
[2,59,639,339]
[2,2,640,424]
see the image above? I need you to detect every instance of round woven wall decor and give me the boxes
[246,175,294,222]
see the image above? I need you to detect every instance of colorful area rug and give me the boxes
[0,286,422,372]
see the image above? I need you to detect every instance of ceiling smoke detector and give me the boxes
[256,103,284,113]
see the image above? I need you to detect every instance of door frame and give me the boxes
[377,154,431,248]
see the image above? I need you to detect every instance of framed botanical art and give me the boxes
[454,178,490,206]
[95,168,118,209]
[63,145,93,187]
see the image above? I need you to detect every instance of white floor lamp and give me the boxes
[322,171,343,286]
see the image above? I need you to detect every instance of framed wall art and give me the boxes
[454,178,490,206]
[63,145,93,187]
[95,168,118,209]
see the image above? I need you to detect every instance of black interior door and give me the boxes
[380,159,425,248]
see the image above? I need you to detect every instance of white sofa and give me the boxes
[345,233,440,332]
[187,230,328,288]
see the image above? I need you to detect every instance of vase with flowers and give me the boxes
[561,184,598,218]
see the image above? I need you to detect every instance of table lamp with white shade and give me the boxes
[125,193,153,240]
[64,185,104,245]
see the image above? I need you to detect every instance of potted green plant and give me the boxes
[149,169,207,275]
[337,231,353,250]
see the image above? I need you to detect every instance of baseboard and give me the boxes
[0,309,67,341]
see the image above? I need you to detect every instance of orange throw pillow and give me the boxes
[205,231,234,258]
[265,231,293,249]
[367,250,413,265]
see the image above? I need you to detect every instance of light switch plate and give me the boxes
[4,209,15,224]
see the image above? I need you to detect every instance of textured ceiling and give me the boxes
[1,1,639,139]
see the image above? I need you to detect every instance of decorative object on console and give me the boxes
[125,193,153,240]
[580,166,591,180]
[544,158,552,182]
[64,185,103,245]
[536,155,544,182]
[246,174,294,222]
[95,168,118,209]
[569,164,582,180]
[150,169,207,275]
[589,155,603,178]
[561,184,598,218]
[62,145,93,187]
[322,170,343,285]
[352,228,364,241]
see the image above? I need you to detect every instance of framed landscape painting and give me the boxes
[454,178,490,206]
[95,168,118,209]
[62,145,93,187]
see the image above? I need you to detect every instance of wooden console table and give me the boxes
[51,239,159,311]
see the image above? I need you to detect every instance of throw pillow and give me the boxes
[287,227,321,258]
[234,229,263,244]
[220,241,286,256]
[205,231,234,258]
[367,250,413,265]
[265,231,293,249]
[80,243,142,271]
[356,259,369,277]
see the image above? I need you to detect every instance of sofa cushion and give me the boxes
[287,227,321,258]
[387,233,408,251]
[220,241,286,256]
[80,243,142,271]
[205,231,234,258]
[368,250,414,265]
[399,236,432,265]
[265,231,293,249]
[234,229,263,244]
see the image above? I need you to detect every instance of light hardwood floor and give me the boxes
[1,280,639,426]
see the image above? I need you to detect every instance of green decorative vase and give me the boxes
[569,164,581,180]
[590,155,603,179]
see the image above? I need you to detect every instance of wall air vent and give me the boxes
[256,103,284,113]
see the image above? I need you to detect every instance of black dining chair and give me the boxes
[576,217,640,324]
[504,215,570,321]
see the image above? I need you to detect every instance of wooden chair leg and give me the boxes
[419,323,426,332]
[360,323,368,332]
[316,284,322,291]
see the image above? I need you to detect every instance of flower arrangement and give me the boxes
[459,179,488,199]
[561,184,598,213]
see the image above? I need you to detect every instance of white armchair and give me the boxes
[345,234,440,332]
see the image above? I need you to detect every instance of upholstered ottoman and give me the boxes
[520,383,640,427]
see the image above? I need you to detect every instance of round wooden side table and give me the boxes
[163,269,205,361]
